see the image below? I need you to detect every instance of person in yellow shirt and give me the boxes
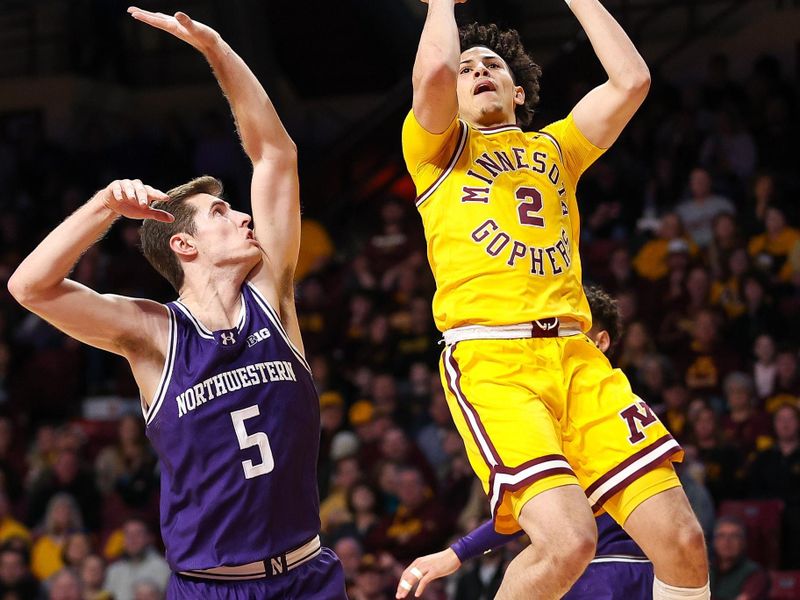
[748,204,800,282]
[401,1,708,598]
[30,493,83,581]
[0,492,30,545]
[633,213,698,281]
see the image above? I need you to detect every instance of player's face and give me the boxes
[185,194,263,270]
[457,47,523,127]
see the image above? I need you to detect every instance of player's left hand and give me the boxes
[128,7,219,53]
[395,548,461,598]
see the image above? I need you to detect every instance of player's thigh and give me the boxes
[621,484,706,562]
[517,484,596,551]
[440,341,578,533]
[561,337,682,519]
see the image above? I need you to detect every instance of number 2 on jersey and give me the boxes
[516,186,546,228]
[230,406,274,479]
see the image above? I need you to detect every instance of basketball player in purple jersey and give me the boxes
[397,287,653,599]
[8,8,347,599]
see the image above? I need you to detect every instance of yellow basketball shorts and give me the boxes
[439,335,683,534]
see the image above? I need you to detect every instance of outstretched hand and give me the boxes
[101,179,173,222]
[127,7,219,53]
[395,548,461,598]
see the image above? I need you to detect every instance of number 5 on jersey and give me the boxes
[231,405,275,479]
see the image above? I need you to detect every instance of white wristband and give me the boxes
[564,0,572,5]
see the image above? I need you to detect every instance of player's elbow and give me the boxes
[618,65,651,100]
[7,272,35,307]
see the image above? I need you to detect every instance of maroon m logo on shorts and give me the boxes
[619,400,657,444]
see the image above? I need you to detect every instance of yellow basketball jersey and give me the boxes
[402,111,606,332]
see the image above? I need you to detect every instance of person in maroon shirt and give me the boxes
[719,372,772,456]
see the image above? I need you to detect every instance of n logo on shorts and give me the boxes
[619,400,657,444]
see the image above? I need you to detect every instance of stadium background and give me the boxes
[0,0,798,598]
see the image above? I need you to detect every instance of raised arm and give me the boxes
[129,8,300,296]
[7,181,172,365]
[567,0,651,148]
[412,0,466,133]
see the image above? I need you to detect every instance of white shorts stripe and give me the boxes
[586,438,682,507]
[443,345,498,469]
[489,458,573,516]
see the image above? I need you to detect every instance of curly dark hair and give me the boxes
[459,23,542,128]
[585,285,622,352]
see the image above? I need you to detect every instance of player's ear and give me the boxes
[513,85,525,107]
[170,233,197,259]
[595,330,611,354]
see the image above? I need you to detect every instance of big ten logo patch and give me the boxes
[247,327,271,348]
[619,399,658,444]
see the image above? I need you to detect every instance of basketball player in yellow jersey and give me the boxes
[402,1,710,599]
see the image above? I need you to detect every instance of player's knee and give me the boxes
[554,524,597,573]
[674,519,707,563]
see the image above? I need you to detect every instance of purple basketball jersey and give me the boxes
[144,282,321,572]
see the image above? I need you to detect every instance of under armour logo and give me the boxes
[220,331,236,345]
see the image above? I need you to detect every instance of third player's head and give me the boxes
[457,23,542,129]
[585,285,622,355]
[140,176,262,293]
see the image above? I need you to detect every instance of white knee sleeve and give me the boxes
[653,577,710,600]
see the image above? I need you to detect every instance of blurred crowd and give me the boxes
[0,50,798,600]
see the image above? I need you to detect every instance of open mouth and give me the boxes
[474,80,497,95]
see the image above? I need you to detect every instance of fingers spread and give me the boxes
[111,181,123,202]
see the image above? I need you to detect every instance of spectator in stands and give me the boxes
[709,516,769,600]
[79,554,112,600]
[94,415,157,510]
[676,167,735,248]
[31,493,83,581]
[751,334,778,400]
[720,372,772,455]
[132,579,163,600]
[707,213,744,281]
[687,406,744,504]
[747,404,800,567]
[700,107,757,182]
[330,482,382,544]
[103,518,169,600]
[764,348,800,413]
[49,567,83,600]
[350,553,395,600]
[295,218,334,282]
[333,536,363,593]
[60,532,92,571]
[711,247,750,320]
[633,212,697,281]
[0,492,29,546]
[366,466,447,563]
[452,547,513,600]
[320,456,363,535]
[27,449,101,532]
[749,204,800,284]
[660,382,691,441]
[0,545,41,598]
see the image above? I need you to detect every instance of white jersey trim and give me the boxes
[415,121,469,208]
[590,555,651,564]
[246,282,311,374]
[173,294,247,340]
[144,305,177,425]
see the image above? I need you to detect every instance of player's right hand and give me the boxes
[101,179,174,222]
[395,548,462,598]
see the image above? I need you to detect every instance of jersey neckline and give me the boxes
[173,293,248,341]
